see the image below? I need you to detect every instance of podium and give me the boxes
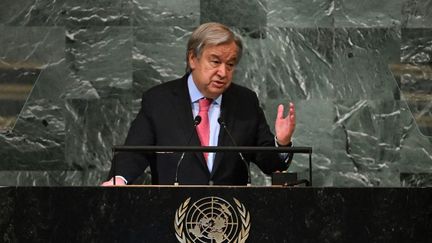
[2,186,431,242]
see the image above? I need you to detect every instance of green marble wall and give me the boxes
[0,0,431,186]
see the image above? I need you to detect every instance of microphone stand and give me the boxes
[218,117,252,186]
[174,116,201,186]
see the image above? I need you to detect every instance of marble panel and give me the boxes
[0,26,64,66]
[399,72,432,136]
[65,26,133,98]
[311,170,402,187]
[132,25,191,95]
[0,68,40,131]
[400,172,432,186]
[401,28,432,64]
[234,27,334,102]
[267,0,334,27]
[399,28,432,136]
[0,0,132,26]
[398,101,432,173]
[0,98,66,170]
[64,97,136,173]
[0,26,66,170]
[332,100,402,174]
[249,163,271,186]
[0,0,67,26]
[334,0,403,27]
[0,170,108,186]
[333,28,401,100]
[201,0,266,38]
[63,0,132,27]
[402,0,432,28]
[132,0,199,27]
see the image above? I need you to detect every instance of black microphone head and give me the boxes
[194,115,202,125]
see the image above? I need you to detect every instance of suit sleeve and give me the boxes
[251,94,289,175]
[109,93,155,183]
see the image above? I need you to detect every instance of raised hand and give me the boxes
[274,102,296,145]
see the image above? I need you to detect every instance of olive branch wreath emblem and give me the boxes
[174,197,251,243]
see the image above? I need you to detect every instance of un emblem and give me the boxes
[174,196,251,243]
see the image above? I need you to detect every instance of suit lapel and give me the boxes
[211,85,237,176]
[170,75,209,175]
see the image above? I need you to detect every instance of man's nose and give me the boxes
[217,63,227,78]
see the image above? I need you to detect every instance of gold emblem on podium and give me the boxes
[174,196,250,243]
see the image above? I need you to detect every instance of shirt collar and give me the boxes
[187,73,222,104]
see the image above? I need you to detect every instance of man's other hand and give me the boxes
[275,102,296,145]
[101,177,127,186]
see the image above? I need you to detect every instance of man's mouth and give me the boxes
[211,80,225,88]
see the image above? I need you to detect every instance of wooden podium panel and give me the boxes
[1,187,431,242]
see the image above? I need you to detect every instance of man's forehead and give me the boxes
[203,43,238,58]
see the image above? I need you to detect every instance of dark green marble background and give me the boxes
[0,0,431,186]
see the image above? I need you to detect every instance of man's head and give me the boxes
[186,22,243,99]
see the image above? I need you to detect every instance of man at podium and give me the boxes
[102,22,296,186]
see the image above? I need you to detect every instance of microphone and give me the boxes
[174,115,201,186]
[217,116,251,186]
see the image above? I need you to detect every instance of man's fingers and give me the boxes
[289,102,296,121]
[277,104,284,119]
[101,177,126,186]
[101,180,113,186]
[278,103,296,121]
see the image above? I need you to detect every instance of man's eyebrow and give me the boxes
[228,57,237,62]
[208,53,237,62]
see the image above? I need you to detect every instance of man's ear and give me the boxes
[188,52,196,70]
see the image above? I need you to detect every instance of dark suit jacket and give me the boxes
[113,74,288,185]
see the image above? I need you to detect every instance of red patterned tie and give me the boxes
[197,98,212,160]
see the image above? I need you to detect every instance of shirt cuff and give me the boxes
[115,175,128,184]
[274,136,293,147]
[274,137,294,165]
